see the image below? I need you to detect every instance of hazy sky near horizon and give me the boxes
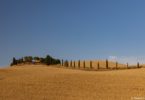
[0,0,145,66]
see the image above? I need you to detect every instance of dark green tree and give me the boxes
[127,63,129,69]
[98,62,100,69]
[106,59,108,69]
[62,59,64,66]
[64,60,69,67]
[116,61,118,69]
[34,57,40,60]
[70,60,72,67]
[44,55,60,65]
[83,60,85,69]
[78,60,80,68]
[137,62,140,68]
[11,57,17,66]
[56,59,61,64]
[24,56,33,63]
[45,55,52,65]
[90,60,92,69]
[74,61,75,68]
[40,57,45,63]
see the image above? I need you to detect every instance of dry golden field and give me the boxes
[0,64,145,100]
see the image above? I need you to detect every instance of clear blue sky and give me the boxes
[0,0,145,66]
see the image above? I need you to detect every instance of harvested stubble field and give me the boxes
[0,64,145,100]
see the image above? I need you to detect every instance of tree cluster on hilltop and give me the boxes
[10,55,61,66]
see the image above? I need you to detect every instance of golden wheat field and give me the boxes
[0,64,145,100]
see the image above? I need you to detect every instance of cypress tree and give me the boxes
[45,55,52,65]
[137,62,140,68]
[127,63,129,69]
[106,59,108,69]
[11,57,17,66]
[90,60,92,69]
[62,59,63,66]
[78,60,80,68]
[83,60,85,69]
[74,61,75,68]
[116,61,118,69]
[64,60,69,67]
[98,62,100,69]
[70,60,72,67]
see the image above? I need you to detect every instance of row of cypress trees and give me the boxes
[61,59,141,69]
[62,59,109,69]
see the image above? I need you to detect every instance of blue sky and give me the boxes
[0,0,145,66]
